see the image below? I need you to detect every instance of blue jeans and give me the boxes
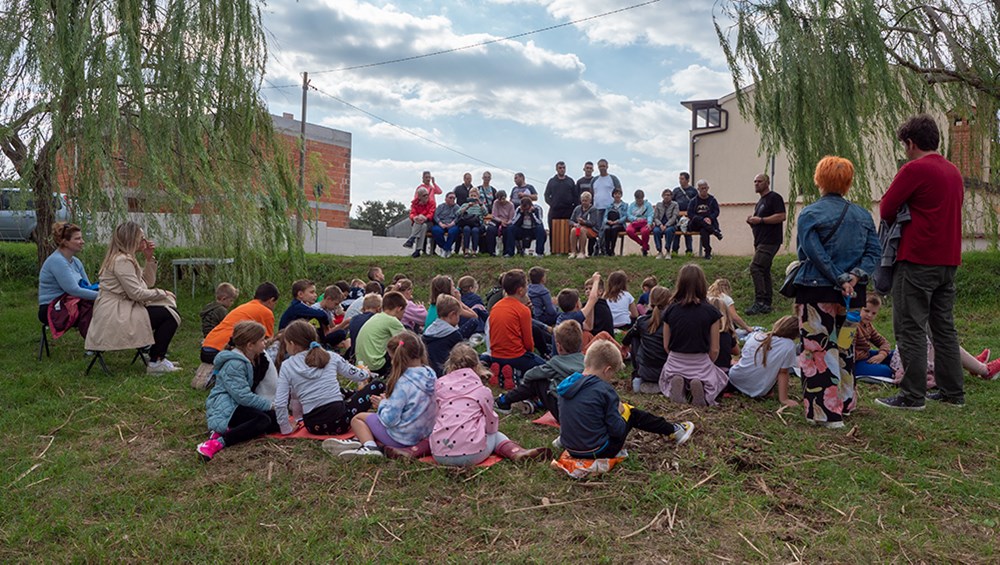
[856,350,894,378]
[431,225,459,252]
[462,225,481,252]
[672,232,692,253]
[652,225,676,252]
[504,224,546,256]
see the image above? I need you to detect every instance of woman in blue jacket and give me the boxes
[793,156,880,429]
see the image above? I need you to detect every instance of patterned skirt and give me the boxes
[796,302,857,424]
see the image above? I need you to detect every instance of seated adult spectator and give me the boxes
[403,187,435,258]
[85,221,180,374]
[568,191,601,259]
[625,189,654,256]
[503,197,546,257]
[602,188,629,256]
[456,187,487,257]
[652,189,679,260]
[485,190,514,256]
[432,192,460,257]
[687,179,723,259]
[38,222,97,338]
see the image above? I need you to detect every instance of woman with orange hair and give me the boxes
[791,156,879,428]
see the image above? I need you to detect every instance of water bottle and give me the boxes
[837,310,861,350]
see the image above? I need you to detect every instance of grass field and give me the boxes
[2,244,999,563]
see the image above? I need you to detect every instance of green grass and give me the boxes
[2,244,999,562]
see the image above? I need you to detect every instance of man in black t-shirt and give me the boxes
[576,161,595,197]
[453,172,474,205]
[744,173,787,314]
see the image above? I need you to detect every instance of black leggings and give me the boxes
[146,306,179,361]
[504,380,559,421]
[303,381,387,435]
[569,408,677,459]
[222,405,279,447]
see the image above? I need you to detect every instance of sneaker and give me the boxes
[147,359,180,374]
[632,377,642,393]
[927,392,965,407]
[322,437,362,456]
[985,358,1000,381]
[512,400,536,415]
[655,251,663,260]
[568,252,577,259]
[402,237,415,249]
[196,439,224,461]
[974,348,990,364]
[494,396,512,415]
[551,436,563,451]
[639,381,661,395]
[664,252,672,260]
[208,431,222,442]
[744,303,764,315]
[339,445,384,459]
[689,379,707,407]
[807,419,845,429]
[714,229,724,240]
[411,250,421,258]
[875,394,926,411]
[668,422,695,446]
[577,253,587,260]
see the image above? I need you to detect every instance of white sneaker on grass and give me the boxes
[339,446,384,459]
[322,438,361,456]
[551,436,563,451]
[147,359,180,374]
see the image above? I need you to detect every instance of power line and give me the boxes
[308,83,544,185]
[309,0,662,75]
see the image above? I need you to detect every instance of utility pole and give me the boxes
[296,71,310,243]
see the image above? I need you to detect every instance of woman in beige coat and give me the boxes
[84,221,181,374]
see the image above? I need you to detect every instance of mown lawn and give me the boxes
[2,245,999,563]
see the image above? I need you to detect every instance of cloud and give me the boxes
[660,64,735,100]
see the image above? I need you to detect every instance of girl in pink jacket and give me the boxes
[431,344,550,467]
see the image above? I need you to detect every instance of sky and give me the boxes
[259,0,737,215]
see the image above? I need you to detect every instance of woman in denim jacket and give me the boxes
[793,156,880,429]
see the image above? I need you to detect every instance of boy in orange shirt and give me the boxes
[202,282,279,364]
[481,270,545,377]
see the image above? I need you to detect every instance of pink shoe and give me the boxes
[975,349,991,364]
[208,431,222,442]
[985,358,1000,381]
[197,439,224,461]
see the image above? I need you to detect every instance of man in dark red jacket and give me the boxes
[876,114,965,410]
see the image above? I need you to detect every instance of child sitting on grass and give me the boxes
[313,285,351,349]
[527,266,558,326]
[394,278,427,332]
[458,275,488,330]
[197,321,278,461]
[727,316,800,408]
[605,270,638,330]
[278,279,329,331]
[423,294,465,376]
[347,293,382,362]
[200,282,238,337]
[274,320,385,436]
[556,340,695,458]
[355,291,408,377]
[629,286,671,393]
[323,332,436,459]
[495,319,585,419]
[481,269,546,374]
[853,295,895,380]
[345,281,384,319]
[709,296,739,372]
[430,344,551,466]
[707,278,752,333]
[636,276,657,315]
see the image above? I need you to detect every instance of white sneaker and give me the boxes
[551,436,563,451]
[322,438,362,455]
[669,422,695,446]
[568,252,577,259]
[664,252,672,260]
[577,253,587,260]
[147,359,180,374]
[655,252,664,259]
[339,445,384,459]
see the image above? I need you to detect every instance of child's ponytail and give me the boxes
[754,315,798,367]
[281,320,331,369]
[385,331,428,396]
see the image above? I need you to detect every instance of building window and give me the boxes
[695,106,722,129]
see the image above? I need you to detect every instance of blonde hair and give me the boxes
[709,296,735,334]
[443,343,489,378]
[362,293,382,312]
[754,315,799,367]
[707,278,732,298]
[436,294,461,319]
[99,221,144,275]
[215,282,239,301]
[584,340,624,374]
[385,331,427,396]
[554,319,583,354]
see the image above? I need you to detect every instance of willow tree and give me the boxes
[716,1,1000,221]
[0,0,303,279]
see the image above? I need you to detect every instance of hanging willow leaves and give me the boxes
[715,0,999,235]
[0,0,305,282]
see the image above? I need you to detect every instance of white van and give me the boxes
[0,188,70,241]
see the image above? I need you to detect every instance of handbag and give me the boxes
[779,202,850,299]
[456,212,481,229]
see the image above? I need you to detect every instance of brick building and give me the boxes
[272,113,352,228]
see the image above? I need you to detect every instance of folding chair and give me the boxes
[38,324,51,361]
[85,347,150,376]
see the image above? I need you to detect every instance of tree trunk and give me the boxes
[32,141,56,266]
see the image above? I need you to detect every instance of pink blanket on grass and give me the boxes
[532,412,560,428]
[417,454,504,467]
